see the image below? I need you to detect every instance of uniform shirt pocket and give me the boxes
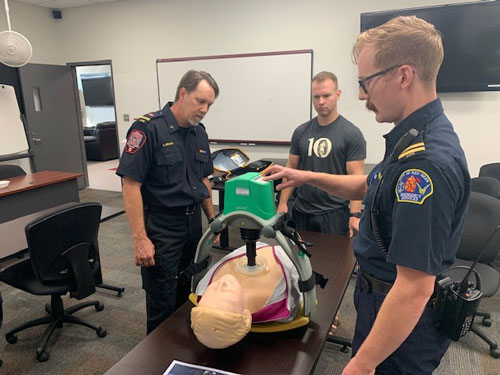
[153,148,184,185]
[194,151,210,180]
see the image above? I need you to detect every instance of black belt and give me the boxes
[293,206,348,216]
[358,271,393,296]
[146,204,198,216]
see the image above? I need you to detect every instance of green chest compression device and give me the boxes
[190,172,322,332]
[223,172,277,220]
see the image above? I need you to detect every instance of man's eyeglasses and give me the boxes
[358,64,403,94]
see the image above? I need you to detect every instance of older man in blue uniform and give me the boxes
[263,16,470,374]
[117,70,219,334]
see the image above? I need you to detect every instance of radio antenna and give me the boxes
[458,225,500,295]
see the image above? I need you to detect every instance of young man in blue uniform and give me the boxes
[263,16,470,374]
[278,71,366,238]
[117,70,219,334]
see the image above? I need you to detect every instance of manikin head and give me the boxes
[190,274,252,349]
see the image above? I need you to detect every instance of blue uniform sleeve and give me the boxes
[386,159,462,275]
[116,121,153,183]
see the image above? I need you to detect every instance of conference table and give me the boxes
[105,230,356,375]
[0,171,81,224]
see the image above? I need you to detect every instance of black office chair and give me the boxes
[471,176,500,200]
[0,202,107,362]
[470,177,500,272]
[441,192,500,358]
[0,164,26,180]
[479,163,500,182]
[84,121,120,161]
[0,291,2,368]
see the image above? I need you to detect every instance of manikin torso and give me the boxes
[195,243,302,323]
[210,245,283,313]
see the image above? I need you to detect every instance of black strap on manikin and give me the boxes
[280,220,313,258]
[370,128,419,258]
[273,216,328,291]
[299,271,329,292]
[177,256,211,281]
[271,215,313,258]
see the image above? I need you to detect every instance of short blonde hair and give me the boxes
[312,71,338,88]
[352,16,444,88]
[191,306,251,349]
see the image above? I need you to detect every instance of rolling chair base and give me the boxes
[5,295,106,362]
[471,324,500,358]
[476,310,492,327]
[97,283,125,297]
[327,335,352,353]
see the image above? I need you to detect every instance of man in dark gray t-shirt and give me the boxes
[278,71,366,237]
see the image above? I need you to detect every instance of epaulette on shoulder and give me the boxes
[138,110,163,124]
[398,142,426,160]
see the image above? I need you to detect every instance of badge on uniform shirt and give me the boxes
[369,170,381,185]
[395,169,433,205]
[125,129,146,154]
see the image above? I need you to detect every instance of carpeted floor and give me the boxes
[0,188,498,374]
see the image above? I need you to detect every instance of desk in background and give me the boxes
[105,230,355,375]
[0,171,81,224]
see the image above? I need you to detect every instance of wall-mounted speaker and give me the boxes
[52,10,62,19]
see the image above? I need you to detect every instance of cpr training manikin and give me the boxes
[190,243,302,349]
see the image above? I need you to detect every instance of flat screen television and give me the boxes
[81,76,114,106]
[360,1,500,92]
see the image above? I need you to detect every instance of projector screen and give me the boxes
[156,50,313,144]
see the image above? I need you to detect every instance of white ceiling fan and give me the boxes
[0,0,32,67]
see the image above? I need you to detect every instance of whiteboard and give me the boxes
[0,84,29,156]
[157,50,313,144]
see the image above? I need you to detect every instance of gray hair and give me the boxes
[175,70,219,101]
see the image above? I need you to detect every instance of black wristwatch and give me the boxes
[350,212,362,218]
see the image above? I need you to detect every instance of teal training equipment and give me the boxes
[190,173,323,331]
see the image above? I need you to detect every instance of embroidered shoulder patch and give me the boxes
[395,169,433,205]
[125,129,146,154]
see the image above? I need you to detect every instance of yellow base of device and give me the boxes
[189,293,313,333]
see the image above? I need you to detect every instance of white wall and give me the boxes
[1,1,65,64]
[6,0,500,176]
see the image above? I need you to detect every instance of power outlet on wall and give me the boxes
[123,114,130,122]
